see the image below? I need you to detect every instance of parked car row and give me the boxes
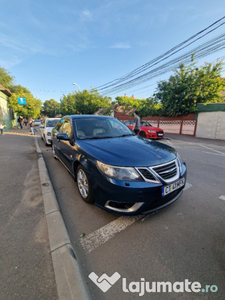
[47,115,187,216]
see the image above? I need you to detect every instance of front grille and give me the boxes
[138,168,156,181]
[157,131,164,137]
[136,159,179,183]
[153,161,177,180]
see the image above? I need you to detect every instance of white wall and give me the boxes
[196,111,225,140]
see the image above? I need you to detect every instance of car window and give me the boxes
[141,121,152,127]
[125,121,133,125]
[46,119,60,127]
[54,119,64,132]
[75,117,132,139]
[61,119,73,138]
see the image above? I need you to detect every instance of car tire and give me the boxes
[76,165,94,204]
[139,131,146,138]
[52,144,58,159]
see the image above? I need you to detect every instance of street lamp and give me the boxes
[72,82,80,91]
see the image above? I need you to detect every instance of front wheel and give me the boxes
[76,165,94,203]
[139,131,146,138]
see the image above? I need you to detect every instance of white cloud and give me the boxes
[110,43,131,49]
[80,10,93,21]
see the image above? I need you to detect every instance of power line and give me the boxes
[101,31,225,95]
[95,16,225,95]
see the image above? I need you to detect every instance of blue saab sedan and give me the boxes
[51,115,186,215]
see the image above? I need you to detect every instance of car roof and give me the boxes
[64,115,113,120]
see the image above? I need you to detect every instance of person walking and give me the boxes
[24,118,28,127]
[18,116,23,129]
[0,122,3,135]
[133,110,140,135]
[30,120,35,135]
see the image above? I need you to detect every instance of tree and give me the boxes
[0,66,14,88]
[115,95,146,108]
[42,99,60,117]
[75,89,111,114]
[59,93,77,115]
[138,97,162,118]
[115,95,160,117]
[154,58,225,116]
[9,85,42,118]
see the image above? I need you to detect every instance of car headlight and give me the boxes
[96,161,142,181]
[176,153,183,172]
[148,130,155,133]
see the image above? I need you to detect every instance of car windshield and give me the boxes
[75,117,133,139]
[46,119,60,127]
[141,121,152,127]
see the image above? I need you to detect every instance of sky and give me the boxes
[0,0,225,103]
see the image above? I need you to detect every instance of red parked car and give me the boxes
[124,121,164,139]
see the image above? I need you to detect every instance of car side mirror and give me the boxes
[57,133,69,141]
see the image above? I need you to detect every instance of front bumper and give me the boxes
[90,163,187,215]
[146,132,164,139]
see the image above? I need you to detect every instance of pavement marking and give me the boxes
[81,182,192,253]
[80,215,142,253]
[219,195,225,201]
[200,144,225,156]
[184,182,192,191]
[202,151,225,156]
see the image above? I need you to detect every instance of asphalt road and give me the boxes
[0,133,58,300]
[39,134,225,300]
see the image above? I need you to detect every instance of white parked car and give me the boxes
[33,119,42,126]
[40,118,61,146]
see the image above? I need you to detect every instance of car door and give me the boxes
[40,119,45,137]
[57,117,75,172]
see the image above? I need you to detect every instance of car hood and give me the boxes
[45,126,54,132]
[141,126,163,131]
[77,136,176,167]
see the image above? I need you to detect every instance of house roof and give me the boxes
[0,84,11,97]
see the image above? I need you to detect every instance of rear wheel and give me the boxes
[76,165,94,203]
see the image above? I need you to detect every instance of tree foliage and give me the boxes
[75,89,111,114]
[60,89,111,115]
[42,99,60,117]
[0,66,14,88]
[115,95,161,117]
[9,85,42,118]
[154,58,225,116]
[59,93,77,115]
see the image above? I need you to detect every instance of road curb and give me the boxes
[35,138,91,300]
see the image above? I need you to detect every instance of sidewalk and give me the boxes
[0,127,90,300]
[3,126,39,136]
[0,129,58,300]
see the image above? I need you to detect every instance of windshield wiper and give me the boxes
[84,136,114,140]
[118,134,133,137]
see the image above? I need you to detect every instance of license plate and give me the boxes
[162,178,185,196]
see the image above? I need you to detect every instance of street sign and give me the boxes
[18,97,27,105]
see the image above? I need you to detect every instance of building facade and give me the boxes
[0,84,15,129]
